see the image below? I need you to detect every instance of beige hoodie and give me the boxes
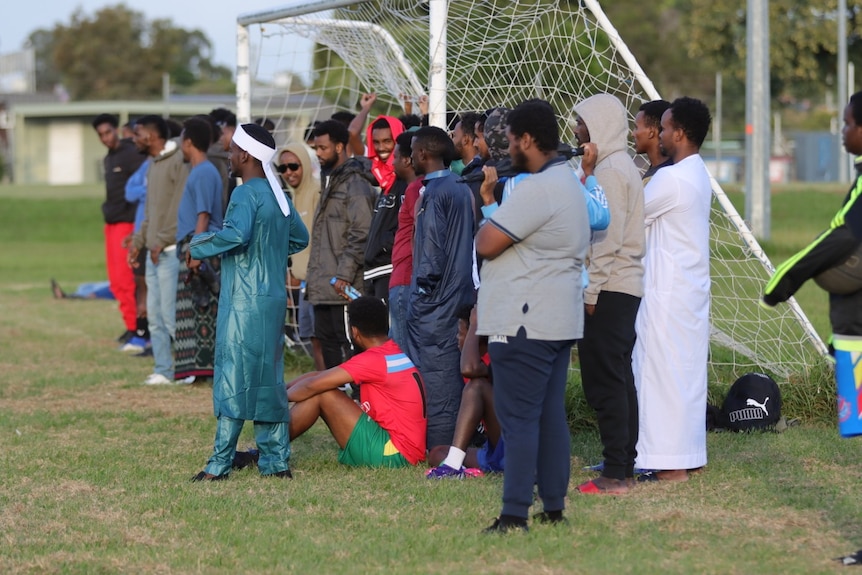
[279,143,320,281]
[573,94,645,302]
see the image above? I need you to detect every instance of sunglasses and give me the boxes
[276,163,301,173]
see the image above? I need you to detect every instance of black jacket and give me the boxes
[364,179,407,277]
[102,138,146,224]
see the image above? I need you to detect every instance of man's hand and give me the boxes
[121,234,133,249]
[332,278,352,300]
[585,303,596,316]
[580,142,598,177]
[399,93,413,115]
[187,253,201,272]
[359,93,377,111]
[479,165,498,206]
[150,245,163,265]
[418,94,429,115]
[127,246,140,268]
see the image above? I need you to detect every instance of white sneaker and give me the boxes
[143,373,172,385]
[176,375,196,385]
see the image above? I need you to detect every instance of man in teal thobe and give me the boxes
[190,123,308,480]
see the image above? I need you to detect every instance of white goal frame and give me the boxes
[236,0,829,374]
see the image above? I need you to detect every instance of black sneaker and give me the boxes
[268,469,293,479]
[532,511,568,525]
[482,516,528,534]
[116,330,135,344]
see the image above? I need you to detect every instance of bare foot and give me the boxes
[655,469,689,482]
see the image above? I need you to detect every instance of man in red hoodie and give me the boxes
[348,93,407,301]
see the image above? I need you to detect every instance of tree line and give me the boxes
[27,4,233,100]
[23,0,862,129]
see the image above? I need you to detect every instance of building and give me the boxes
[2,93,333,185]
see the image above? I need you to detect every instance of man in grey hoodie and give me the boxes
[573,93,646,494]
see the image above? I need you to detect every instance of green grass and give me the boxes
[3,183,862,574]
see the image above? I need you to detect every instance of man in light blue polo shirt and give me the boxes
[475,99,590,533]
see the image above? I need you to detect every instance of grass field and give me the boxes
[2,183,861,574]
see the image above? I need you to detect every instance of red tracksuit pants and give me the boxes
[105,222,136,331]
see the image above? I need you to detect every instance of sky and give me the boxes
[1,0,309,78]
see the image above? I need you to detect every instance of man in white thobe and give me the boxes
[633,97,713,482]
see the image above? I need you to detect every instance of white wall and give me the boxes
[47,122,83,185]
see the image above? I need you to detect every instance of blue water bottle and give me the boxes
[330,277,360,300]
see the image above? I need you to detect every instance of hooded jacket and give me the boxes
[279,143,321,281]
[133,138,189,251]
[574,94,645,304]
[306,156,376,305]
[366,116,405,193]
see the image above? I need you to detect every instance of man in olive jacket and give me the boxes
[307,120,376,368]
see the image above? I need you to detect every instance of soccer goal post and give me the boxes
[236,0,829,383]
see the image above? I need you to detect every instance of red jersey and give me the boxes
[388,179,423,288]
[340,339,427,464]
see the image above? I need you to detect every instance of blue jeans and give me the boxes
[388,284,409,351]
[145,248,179,379]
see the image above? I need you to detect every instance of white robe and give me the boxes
[633,154,711,470]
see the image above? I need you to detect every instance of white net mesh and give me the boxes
[244,0,828,382]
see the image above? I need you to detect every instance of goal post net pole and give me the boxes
[428,0,447,129]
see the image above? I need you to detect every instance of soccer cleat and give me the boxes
[425,464,467,479]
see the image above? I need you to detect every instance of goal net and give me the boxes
[238,0,828,383]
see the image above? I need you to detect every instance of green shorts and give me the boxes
[338,413,411,468]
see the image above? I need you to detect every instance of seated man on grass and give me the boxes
[286,296,427,468]
[427,304,504,478]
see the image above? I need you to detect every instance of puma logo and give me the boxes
[746,396,769,416]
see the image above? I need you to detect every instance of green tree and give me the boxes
[28,4,233,100]
[681,0,862,101]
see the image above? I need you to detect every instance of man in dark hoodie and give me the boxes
[573,93,645,494]
[307,120,376,369]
